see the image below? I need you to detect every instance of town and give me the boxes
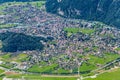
[0,1,120,80]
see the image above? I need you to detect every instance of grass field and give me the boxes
[85,68,120,80]
[78,53,120,76]
[0,24,18,29]
[13,53,28,62]
[38,77,77,80]
[115,47,120,51]
[0,67,120,80]
[64,27,95,37]
[0,69,4,74]
[88,53,120,65]
[28,64,58,73]
[4,68,120,80]
[0,53,28,62]
[22,68,120,80]
[5,73,78,80]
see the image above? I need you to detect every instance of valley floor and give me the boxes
[0,66,120,80]
[0,1,120,80]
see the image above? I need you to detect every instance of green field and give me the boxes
[3,68,120,80]
[28,64,58,73]
[7,76,77,80]
[0,24,18,29]
[0,69,4,74]
[78,53,120,75]
[85,68,120,80]
[5,73,78,80]
[0,53,28,62]
[20,68,120,80]
[87,53,120,65]
[64,27,95,37]
[115,47,120,51]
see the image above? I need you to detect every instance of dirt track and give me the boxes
[41,74,79,77]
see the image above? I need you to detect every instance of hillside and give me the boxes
[46,0,120,28]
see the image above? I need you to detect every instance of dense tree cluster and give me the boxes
[0,32,47,52]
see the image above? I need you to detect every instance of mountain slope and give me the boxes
[46,0,120,28]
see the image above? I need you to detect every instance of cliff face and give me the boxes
[46,0,120,28]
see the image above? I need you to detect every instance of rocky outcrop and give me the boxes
[46,0,120,28]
